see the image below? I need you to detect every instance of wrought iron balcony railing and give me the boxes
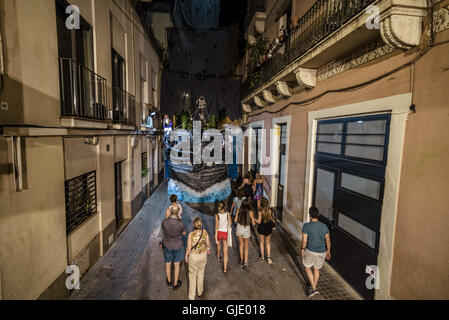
[242,0,376,99]
[112,87,136,126]
[58,58,109,121]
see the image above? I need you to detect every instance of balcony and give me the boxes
[112,87,136,128]
[245,0,267,43]
[242,0,428,105]
[58,58,109,125]
[245,0,267,31]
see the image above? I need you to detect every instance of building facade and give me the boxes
[238,0,449,299]
[0,0,163,299]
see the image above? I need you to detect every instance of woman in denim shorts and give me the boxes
[234,199,256,269]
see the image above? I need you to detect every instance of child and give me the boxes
[215,201,232,273]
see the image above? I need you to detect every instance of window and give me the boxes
[141,152,148,177]
[56,0,107,120]
[338,212,377,249]
[315,114,390,164]
[112,49,126,90]
[112,49,135,125]
[65,171,97,234]
[55,0,93,68]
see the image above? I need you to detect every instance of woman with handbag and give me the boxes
[185,217,211,300]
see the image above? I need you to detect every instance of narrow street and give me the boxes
[70,181,360,300]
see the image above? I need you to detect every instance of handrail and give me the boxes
[242,0,377,99]
[58,58,109,121]
[112,86,136,126]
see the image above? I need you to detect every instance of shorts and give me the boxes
[217,231,228,241]
[302,249,326,269]
[164,247,184,263]
[258,222,274,236]
[236,223,251,239]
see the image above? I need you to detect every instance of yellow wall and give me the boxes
[0,137,67,300]
[0,0,60,126]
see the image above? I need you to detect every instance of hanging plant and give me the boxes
[247,37,269,88]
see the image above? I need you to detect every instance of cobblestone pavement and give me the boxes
[70,180,361,300]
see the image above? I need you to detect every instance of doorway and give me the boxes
[312,114,390,300]
[114,161,124,227]
[276,123,287,221]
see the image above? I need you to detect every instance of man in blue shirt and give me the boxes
[301,206,331,298]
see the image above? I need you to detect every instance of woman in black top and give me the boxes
[255,197,276,264]
[239,174,253,199]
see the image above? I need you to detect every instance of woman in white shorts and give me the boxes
[234,199,255,269]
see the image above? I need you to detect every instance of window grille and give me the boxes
[65,171,97,234]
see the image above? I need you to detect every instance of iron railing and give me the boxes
[242,0,376,98]
[58,58,109,121]
[112,87,136,126]
[65,171,97,234]
[244,0,267,31]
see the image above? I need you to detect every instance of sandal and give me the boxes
[266,257,273,264]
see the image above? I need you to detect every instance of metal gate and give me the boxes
[312,114,390,299]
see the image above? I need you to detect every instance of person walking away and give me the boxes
[215,201,232,273]
[301,206,331,298]
[185,217,211,300]
[253,173,264,208]
[160,206,186,291]
[166,194,183,219]
[255,197,276,264]
[234,199,256,270]
[238,174,253,200]
[230,189,246,220]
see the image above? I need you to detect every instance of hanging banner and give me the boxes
[161,72,241,120]
[167,28,229,75]
[173,0,220,29]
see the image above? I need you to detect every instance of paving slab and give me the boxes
[70,180,361,300]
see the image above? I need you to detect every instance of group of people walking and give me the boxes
[160,177,277,300]
[160,174,331,300]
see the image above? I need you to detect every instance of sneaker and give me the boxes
[243,263,249,270]
[173,280,182,292]
[307,289,319,298]
[260,257,265,262]
[266,257,273,264]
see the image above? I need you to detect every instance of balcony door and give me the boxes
[55,0,93,67]
[312,114,390,300]
[56,0,96,118]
